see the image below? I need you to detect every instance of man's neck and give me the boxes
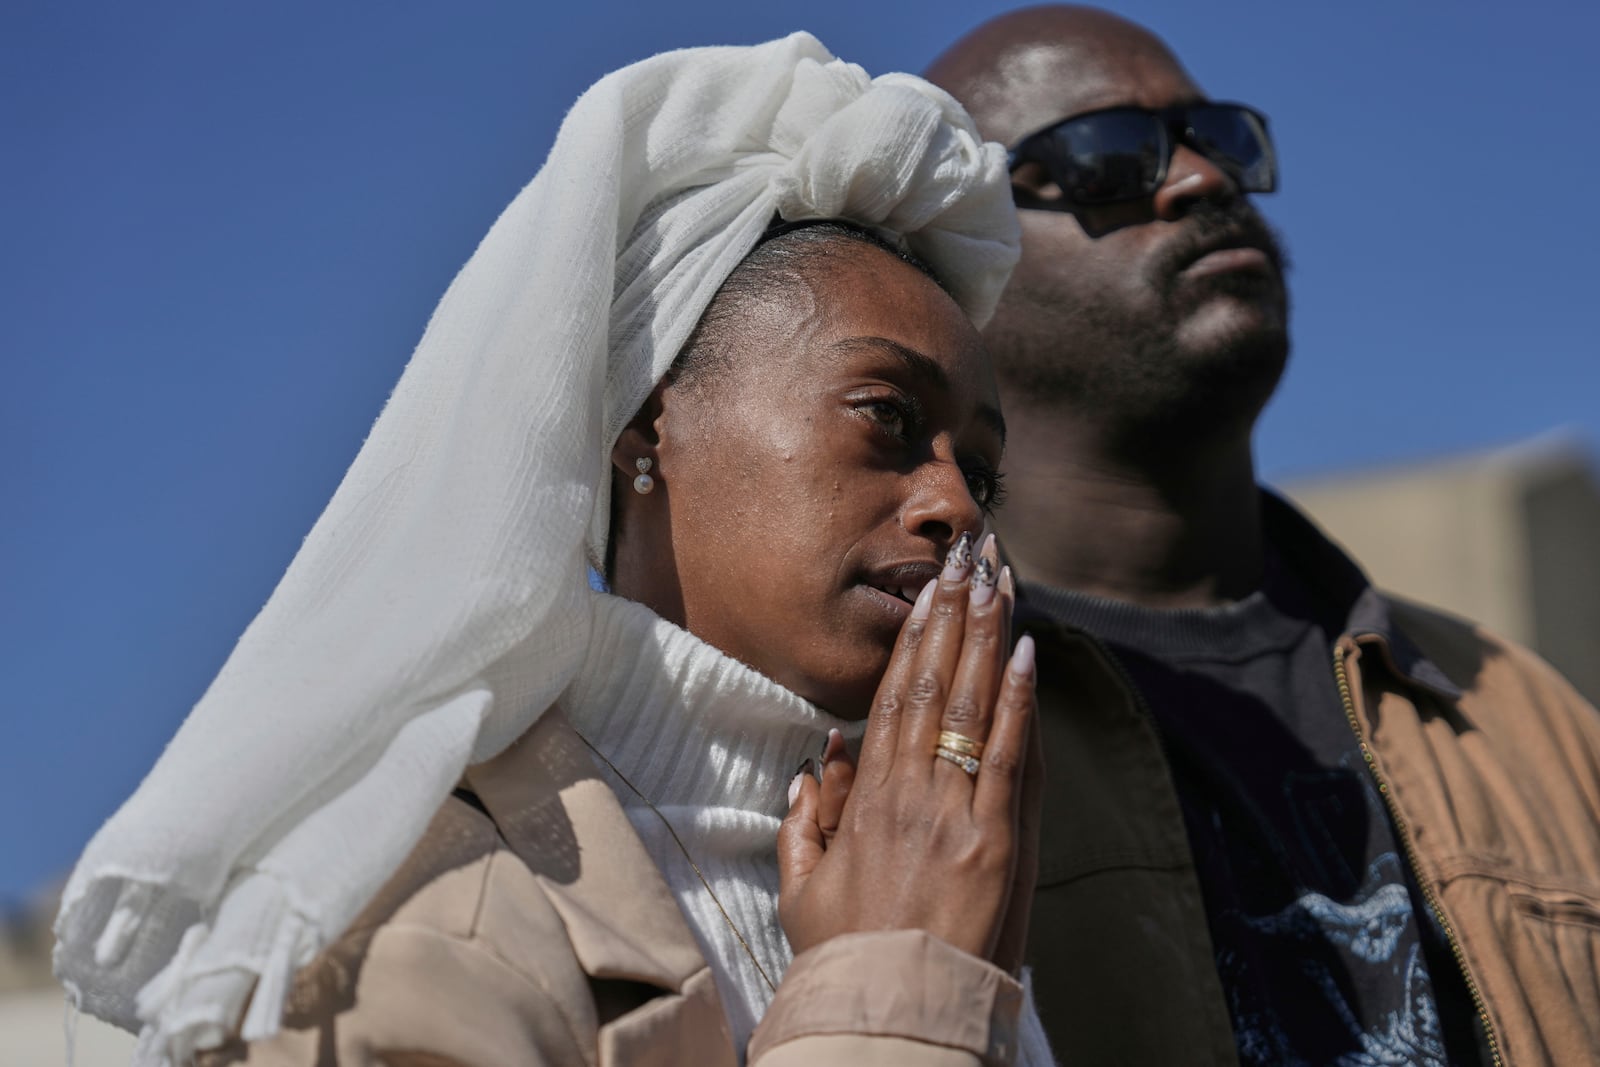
[996,405,1264,609]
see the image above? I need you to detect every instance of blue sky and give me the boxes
[3,0,1597,904]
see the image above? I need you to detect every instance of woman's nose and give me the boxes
[901,461,985,545]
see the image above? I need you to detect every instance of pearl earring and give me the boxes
[632,457,655,495]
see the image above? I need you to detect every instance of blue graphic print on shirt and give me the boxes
[1221,854,1448,1067]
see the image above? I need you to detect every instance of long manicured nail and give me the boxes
[787,758,812,793]
[998,564,1015,602]
[970,556,998,606]
[821,727,845,765]
[1009,634,1036,676]
[942,531,974,581]
[788,771,805,807]
[910,578,937,621]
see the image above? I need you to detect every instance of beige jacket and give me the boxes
[200,709,1024,1067]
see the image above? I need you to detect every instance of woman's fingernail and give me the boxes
[999,564,1015,601]
[822,727,844,764]
[970,556,997,606]
[789,757,815,803]
[942,531,974,581]
[1009,634,1036,676]
[910,578,937,621]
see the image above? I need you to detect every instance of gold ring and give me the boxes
[935,747,981,776]
[937,730,985,759]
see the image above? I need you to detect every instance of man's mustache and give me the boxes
[1154,200,1288,282]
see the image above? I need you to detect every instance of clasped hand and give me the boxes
[778,534,1043,974]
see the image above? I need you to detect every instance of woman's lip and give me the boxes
[1182,245,1273,278]
[858,583,913,622]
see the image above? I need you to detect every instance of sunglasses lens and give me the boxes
[1036,109,1165,204]
[1185,106,1276,193]
[1013,103,1278,207]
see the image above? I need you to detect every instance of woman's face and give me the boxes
[610,241,1005,719]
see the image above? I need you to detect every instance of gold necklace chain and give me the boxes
[573,731,779,994]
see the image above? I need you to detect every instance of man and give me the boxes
[926,8,1600,1066]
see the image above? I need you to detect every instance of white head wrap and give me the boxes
[54,32,1019,1063]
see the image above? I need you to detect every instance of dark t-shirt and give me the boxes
[1025,542,1484,1066]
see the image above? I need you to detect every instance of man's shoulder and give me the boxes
[1381,590,1597,721]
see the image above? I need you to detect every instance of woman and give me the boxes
[55,34,1045,1066]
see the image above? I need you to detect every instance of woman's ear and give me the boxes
[605,381,684,620]
[610,383,668,481]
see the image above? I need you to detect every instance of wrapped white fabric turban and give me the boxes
[54,32,1020,1064]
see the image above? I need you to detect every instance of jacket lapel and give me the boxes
[464,708,709,993]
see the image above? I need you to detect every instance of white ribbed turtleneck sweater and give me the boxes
[560,595,1052,1065]
[559,595,860,1052]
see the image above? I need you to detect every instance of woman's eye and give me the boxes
[964,466,1008,514]
[860,399,908,439]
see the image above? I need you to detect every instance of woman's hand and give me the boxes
[777,533,1039,964]
[990,693,1043,975]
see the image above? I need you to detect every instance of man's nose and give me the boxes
[1152,142,1239,219]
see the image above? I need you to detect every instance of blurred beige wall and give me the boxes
[1282,435,1600,704]
[2,891,138,1066]
[0,991,135,1067]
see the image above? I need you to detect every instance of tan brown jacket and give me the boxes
[1021,498,1600,1066]
[202,709,1025,1067]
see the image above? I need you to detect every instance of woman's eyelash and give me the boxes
[965,466,1008,515]
[854,394,1004,513]
[859,394,923,438]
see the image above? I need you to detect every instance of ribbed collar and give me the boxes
[1026,587,1299,661]
[558,593,862,821]
[1014,490,1462,699]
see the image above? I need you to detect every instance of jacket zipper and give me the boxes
[1331,643,1503,1067]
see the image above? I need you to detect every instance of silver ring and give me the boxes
[935,746,981,776]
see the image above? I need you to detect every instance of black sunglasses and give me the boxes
[1006,102,1277,207]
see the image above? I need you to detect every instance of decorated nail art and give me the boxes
[942,531,974,580]
[970,556,998,606]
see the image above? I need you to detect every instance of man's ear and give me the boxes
[610,382,668,478]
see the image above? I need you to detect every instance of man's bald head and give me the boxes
[925,5,1289,450]
[926,6,1200,148]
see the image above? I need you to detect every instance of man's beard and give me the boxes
[993,200,1292,446]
